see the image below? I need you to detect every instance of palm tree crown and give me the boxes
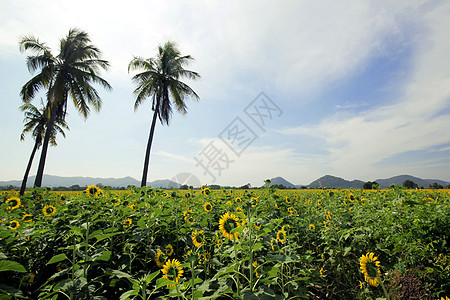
[20,28,112,118]
[20,100,68,147]
[19,28,111,187]
[128,41,200,124]
[128,41,200,186]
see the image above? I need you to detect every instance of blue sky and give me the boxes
[1,0,449,186]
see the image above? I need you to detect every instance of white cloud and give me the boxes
[279,2,450,180]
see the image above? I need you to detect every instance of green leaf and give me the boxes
[155,277,176,290]
[253,242,262,251]
[119,289,138,300]
[46,253,68,265]
[94,251,111,262]
[0,260,27,273]
[343,246,352,256]
[145,270,160,285]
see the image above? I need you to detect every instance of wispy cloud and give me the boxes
[154,151,193,164]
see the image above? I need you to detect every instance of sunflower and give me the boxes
[22,214,33,222]
[287,207,297,216]
[203,202,213,212]
[348,193,356,202]
[192,230,204,248]
[235,207,244,214]
[161,259,184,287]
[201,187,211,196]
[359,252,381,287]
[250,197,258,207]
[219,212,241,241]
[6,197,21,210]
[323,221,328,229]
[42,205,56,217]
[155,249,167,267]
[123,218,132,228]
[165,244,174,256]
[309,224,316,230]
[183,209,195,224]
[235,197,242,203]
[277,228,287,243]
[9,220,20,230]
[86,185,102,197]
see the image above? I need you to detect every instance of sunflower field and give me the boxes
[0,184,449,299]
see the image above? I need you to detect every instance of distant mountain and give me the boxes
[0,175,180,189]
[308,175,365,189]
[1,174,448,190]
[374,175,449,188]
[267,176,297,188]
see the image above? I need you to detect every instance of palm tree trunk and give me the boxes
[20,140,40,195]
[34,107,57,187]
[141,109,158,187]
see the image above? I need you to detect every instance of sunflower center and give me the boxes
[365,261,379,278]
[224,218,238,233]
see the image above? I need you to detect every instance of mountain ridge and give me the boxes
[0,174,449,189]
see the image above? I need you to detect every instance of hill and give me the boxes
[308,175,365,189]
[267,176,297,188]
[0,175,180,189]
[375,175,439,188]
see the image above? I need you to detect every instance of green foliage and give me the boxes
[0,186,448,299]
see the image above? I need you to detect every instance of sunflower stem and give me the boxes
[377,271,390,300]
[232,239,241,297]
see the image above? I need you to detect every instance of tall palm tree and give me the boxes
[19,100,69,195]
[128,41,200,187]
[19,28,112,187]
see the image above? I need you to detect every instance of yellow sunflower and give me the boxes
[22,214,33,223]
[165,244,174,256]
[155,249,167,267]
[161,259,184,287]
[219,212,241,241]
[309,224,315,230]
[235,197,242,203]
[203,202,213,212]
[192,230,204,248]
[250,197,258,207]
[348,193,356,202]
[42,205,56,217]
[9,220,20,230]
[6,197,21,210]
[277,228,287,243]
[201,187,211,196]
[235,207,244,214]
[123,218,132,228]
[287,207,297,216]
[86,185,102,197]
[183,209,195,224]
[359,252,382,287]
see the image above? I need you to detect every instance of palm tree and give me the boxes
[128,41,200,187]
[19,28,112,187]
[19,100,69,195]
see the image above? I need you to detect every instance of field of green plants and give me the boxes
[1,184,449,299]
